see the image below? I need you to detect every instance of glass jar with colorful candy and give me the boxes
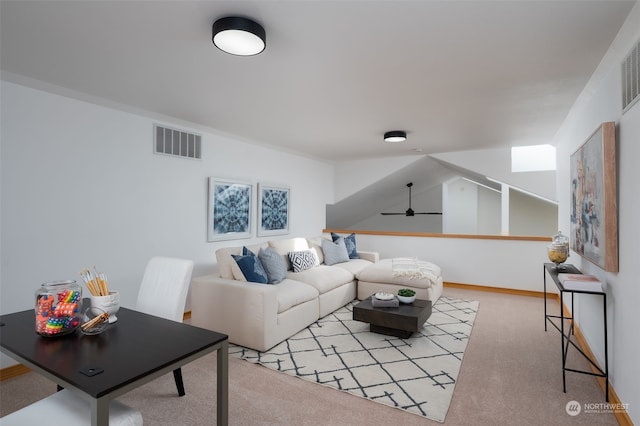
[35,280,82,337]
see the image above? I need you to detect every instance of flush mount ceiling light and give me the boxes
[212,16,266,56]
[384,131,407,143]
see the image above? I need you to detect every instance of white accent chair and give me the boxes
[0,389,143,425]
[135,256,194,397]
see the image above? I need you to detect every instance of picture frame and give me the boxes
[207,177,253,242]
[569,122,618,272]
[257,183,290,237]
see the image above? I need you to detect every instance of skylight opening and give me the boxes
[511,145,556,172]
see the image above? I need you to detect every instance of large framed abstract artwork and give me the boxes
[570,122,618,272]
[208,178,253,241]
[257,183,290,237]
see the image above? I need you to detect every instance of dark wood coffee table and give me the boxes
[353,297,432,338]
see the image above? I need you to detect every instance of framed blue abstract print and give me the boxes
[208,177,253,241]
[258,183,290,237]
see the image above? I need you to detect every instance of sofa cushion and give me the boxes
[230,260,246,281]
[258,247,287,284]
[306,236,327,265]
[269,238,310,270]
[322,238,350,265]
[216,243,267,279]
[275,279,319,314]
[331,232,359,259]
[289,265,354,294]
[333,258,374,276]
[232,248,268,284]
[288,249,319,273]
[356,258,441,289]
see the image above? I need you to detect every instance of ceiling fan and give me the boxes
[380,182,443,217]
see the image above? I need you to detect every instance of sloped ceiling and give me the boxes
[1,1,633,227]
[1,1,635,162]
[327,157,459,228]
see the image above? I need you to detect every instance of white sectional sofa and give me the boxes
[191,234,379,352]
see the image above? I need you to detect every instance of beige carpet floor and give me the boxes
[0,287,619,425]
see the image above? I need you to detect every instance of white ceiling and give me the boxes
[1,0,636,163]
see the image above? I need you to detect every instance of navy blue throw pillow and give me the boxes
[331,232,359,259]
[232,247,269,284]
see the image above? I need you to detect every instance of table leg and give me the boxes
[571,292,575,335]
[543,265,548,331]
[217,340,229,425]
[603,293,609,402]
[90,396,109,426]
[560,291,566,393]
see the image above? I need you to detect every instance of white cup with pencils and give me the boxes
[89,291,119,323]
[81,267,120,323]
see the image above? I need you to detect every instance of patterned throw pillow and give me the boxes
[258,246,287,284]
[322,238,350,265]
[232,247,269,284]
[331,232,359,259]
[288,249,319,273]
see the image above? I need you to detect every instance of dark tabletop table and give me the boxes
[353,297,432,338]
[0,307,228,425]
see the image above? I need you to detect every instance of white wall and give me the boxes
[443,177,504,235]
[443,177,478,233]
[0,81,334,367]
[552,3,639,422]
[509,189,558,236]
[477,186,501,235]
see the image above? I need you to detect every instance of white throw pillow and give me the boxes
[269,238,310,270]
[288,249,319,273]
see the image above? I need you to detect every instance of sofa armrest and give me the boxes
[191,274,279,349]
[358,251,379,263]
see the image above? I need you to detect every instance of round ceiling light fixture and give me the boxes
[384,131,407,143]
[212,16,266,56]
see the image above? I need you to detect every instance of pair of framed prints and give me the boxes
[207,177,289,242]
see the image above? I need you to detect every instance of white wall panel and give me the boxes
[354,234,549,292]
[0,81,334,366]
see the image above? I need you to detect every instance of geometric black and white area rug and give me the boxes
[229,296,479,423]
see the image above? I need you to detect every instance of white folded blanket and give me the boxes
[392,257,440,286]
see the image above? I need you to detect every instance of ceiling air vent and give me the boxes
[154,124,202,159]
[622,38,640,113]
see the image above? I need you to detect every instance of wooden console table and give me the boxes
[543,263,608,401]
